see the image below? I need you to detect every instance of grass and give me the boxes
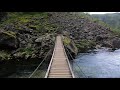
[109,27,120,37]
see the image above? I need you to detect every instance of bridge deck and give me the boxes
[45,35,74,78]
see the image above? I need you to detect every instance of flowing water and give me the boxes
[5,47,120,78]
[71,48,120,78]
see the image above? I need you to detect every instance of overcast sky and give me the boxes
[86,12,120,14]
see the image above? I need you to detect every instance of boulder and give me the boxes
[102,41,112,48]
[112,38,120,49]
[0,31,19,50]
[35,37,43,43]
[96,35,104,41]
[63,36,78,56]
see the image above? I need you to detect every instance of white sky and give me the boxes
[85,12,120,14]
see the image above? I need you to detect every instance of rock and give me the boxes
[1,12,119,63]
[95,45,102,49]
[13,52,25,59]
[21,41,26,45]
[0,31,19,50]
[63,36,78,56]
[35,37,43,43]
[102,41,112,48]
[0,12,7,21]
[48,13,52,17]
[96,35,104,41]
[29,26,37,30]
[112,38,120,49]
[25,54,31,60]
[18,26,32,34]
[63,31,70,36]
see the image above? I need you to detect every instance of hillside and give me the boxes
[48,12,120,51]
[1,12,120,76]
[91,13,120,34]
[1,12,120,62]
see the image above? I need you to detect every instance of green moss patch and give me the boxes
[19,47,33,55]
[0,51,11,61]
[76,39,96,52]
[3,31,16,38]
[63,37,71,45]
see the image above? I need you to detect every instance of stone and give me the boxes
[112,38,120,49]
[35,37,43,43]
[96,35,104,41]
[0,31,19,50]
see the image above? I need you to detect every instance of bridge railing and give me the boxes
[28,37,56,78]
[61,36,75,78]
[44,37,57,78]
[64,45,88,78]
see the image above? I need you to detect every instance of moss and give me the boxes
[18,17,29,23]
[44,24,57,33]
[32,12,49,19]
[3,31,16,38]
[0,12,51,32]
[111,28,120,37]
[76,39,96,52]
[0,51,11,61]
[0,13,31,27]
[19,47,33,55]
[63,37,71,45]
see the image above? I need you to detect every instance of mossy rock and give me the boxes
[76,39,96,52]
[63,37,71,45]
[0,51,11,61]
[0,31,19,50]
[13,47,34,60]
[3,31,16,38]
[63,36,78,55]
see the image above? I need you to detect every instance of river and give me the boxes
[5,61,49,78]
[71,48,120,78]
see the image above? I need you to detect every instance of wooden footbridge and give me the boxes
[45,35,75,78]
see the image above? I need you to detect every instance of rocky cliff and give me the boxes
[1,12,120,77]
[0,12,120,62]
[0,12,120,69]
[48,12,120,53]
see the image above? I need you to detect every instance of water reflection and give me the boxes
[71,48,120,78]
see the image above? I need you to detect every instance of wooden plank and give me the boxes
[45,35,74,78]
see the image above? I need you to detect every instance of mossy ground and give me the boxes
[0,12,57,34]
